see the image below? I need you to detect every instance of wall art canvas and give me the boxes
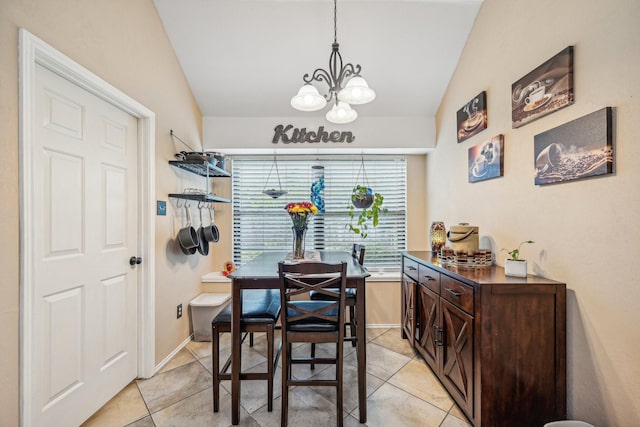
[457,91,487,143]
[468,134,504,183]
[511,46,574,128]
[534,107,613,185]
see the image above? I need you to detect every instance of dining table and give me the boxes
[228,250,370,425]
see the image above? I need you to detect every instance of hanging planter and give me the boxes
[351,156,374,209]
[347,156,386,239]
[262,154,288,199]
[351,185,374,209]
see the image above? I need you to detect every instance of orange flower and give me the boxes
[285,201,318,229]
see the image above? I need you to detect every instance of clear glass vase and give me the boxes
[292,226,307,259]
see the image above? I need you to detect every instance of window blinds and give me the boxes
[231,156,407,271]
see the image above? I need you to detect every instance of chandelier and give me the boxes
[290,0,375,124]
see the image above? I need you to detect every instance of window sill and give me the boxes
[365,271,401,282]
[201,272,232,283]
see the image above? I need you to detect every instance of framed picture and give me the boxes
[468,135,504,183]
[511,46,574,128]
[457,91,487,143]
[534,107,613,185]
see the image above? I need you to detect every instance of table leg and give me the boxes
[231,283,242,425]
[356,278,367,423]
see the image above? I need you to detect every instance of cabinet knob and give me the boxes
[129,256,143,266]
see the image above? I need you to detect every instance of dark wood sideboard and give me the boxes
[402,251,566,427]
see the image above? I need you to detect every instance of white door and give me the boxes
[29,63,139,427]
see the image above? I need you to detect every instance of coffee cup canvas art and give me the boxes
[534,107,613,185]
[457,91,487,143]
[468,135,504,183]
[512,46,574,128]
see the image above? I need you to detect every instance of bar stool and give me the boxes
[211,289,281,413]
[279,261,348,427]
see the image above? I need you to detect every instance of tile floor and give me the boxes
[82,328,472,427]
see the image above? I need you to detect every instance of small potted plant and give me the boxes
[501,240,535,277]
[347,187,386,239]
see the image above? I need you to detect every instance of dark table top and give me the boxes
[230,250,370,281]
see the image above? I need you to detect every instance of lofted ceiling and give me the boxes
[153,0,483,121]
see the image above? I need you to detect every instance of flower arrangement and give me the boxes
[285,201,318,259]
[285,201,318,229]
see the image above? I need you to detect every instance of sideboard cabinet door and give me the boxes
[441,298,474,416]
[401,274,416,343]
[415,283,439,372]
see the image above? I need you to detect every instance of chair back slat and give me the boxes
[279,261,348,336]
[352,244,366,266]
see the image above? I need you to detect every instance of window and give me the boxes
[231,156,406,271]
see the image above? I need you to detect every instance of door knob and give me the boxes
[129,256,143,266]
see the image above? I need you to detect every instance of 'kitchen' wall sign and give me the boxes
[272,124,355,145]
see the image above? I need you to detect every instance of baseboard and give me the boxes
[153,334,193,375]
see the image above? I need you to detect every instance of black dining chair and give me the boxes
[278,261,348,427]
[309,244,364,368]
[211,289,281,413]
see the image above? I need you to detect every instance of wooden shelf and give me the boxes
[169,159,230,178]
[168,193,231,203]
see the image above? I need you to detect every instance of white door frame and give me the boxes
[18,28,156,426]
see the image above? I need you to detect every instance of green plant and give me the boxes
[347,186,387,239]
[501,240,535,260]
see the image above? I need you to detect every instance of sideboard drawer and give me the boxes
[441,275,474,315]
[403,258,419,281]
[419,264,440,294]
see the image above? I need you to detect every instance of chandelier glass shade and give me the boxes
[290,0,375,124]
[325,101,358,124]
[290,84,327,111]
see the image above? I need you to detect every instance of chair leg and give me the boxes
[212,326,220,412]
[281,342,290,427]
[336,341,344,427]
[250,331,254,347]
[349,305,357,347]
[310,343,316,370]
[267,324,274,412]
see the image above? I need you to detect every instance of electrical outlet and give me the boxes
[177,303,183,319]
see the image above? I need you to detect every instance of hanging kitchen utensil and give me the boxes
[177,203,199,255]
[262,154,288,199]
[206,205,220,243]
[196,203,210,256]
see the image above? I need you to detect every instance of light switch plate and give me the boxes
[157,200,167,216]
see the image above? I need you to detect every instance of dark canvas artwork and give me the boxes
[457,91,487,143]
[468,135,504,183]
[534,107,613,185]
[512,46,574,128]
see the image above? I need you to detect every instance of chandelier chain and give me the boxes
[334,0,337,43]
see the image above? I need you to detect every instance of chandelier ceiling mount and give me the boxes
[290,0,375,124]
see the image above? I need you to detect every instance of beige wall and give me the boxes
[429,0,640,425]
[0,1,221,425]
